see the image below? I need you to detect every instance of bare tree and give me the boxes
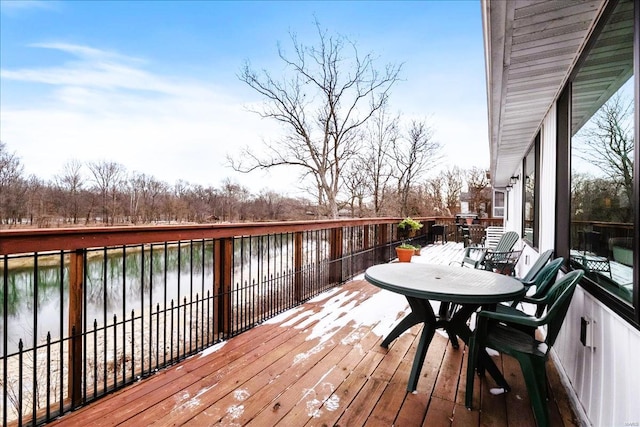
[0,142,25,225]
[424,176,445,215]
[232,21,402,218]
[466,167,491,216]
[55,160,84,224]
[392,119,442,216]
[360,106,398,215]
[443,166,464,215]
[24,175,47,226]
[574,94,634,222]
[219,179,250,222]
[343,157,369,217]
[88,160,126,225]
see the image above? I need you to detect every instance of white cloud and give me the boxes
[1,43,297,193]
[1,41,489,197]
[0,0,59,15]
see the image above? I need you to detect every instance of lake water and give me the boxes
[0,235,312,354]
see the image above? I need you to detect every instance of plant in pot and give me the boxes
[397,217,423,239]
[396,218,423,262]
[396,243,418,263]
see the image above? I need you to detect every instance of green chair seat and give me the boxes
[483,323,548,358]
[465,270,584,427]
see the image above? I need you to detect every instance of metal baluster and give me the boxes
[18,339,23,427]
[113,314,117,390]
[140,245,144,376]
[3,255,9,427]
[46,332,51,421]
[32,254,38,427]
[93,320,98,397]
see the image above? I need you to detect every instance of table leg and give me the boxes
[438,302,460,349]
[381,297,425,348]
[405,297,437,392]
[407,315,436,392]
[382,298,460,349]
[451,304,511,391]
[384,299,511,392]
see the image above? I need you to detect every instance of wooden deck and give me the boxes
[47,243,579,426]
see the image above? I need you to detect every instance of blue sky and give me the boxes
[0,0,488,195]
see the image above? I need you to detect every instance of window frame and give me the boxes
[522,134,540,248]
[493,189,505,218]
[555,0,639,327]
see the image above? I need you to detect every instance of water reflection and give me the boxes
[1,235,307,354]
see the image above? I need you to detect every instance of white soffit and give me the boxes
[483,0,607,186]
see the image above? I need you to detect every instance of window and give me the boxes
[493,190,505,218]
[523,135,539,246]
[570,0,635,305]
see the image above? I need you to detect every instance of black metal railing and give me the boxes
[1,217,439,425]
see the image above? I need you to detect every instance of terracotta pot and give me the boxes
[414,248,421,256]
[396,247,414,263]
[466,217,473,225]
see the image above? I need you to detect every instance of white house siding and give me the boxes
[554,287,640,426]
[539,106,557,253]
[504,170,523,235]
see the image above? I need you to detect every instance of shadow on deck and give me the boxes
[47,242,578,426]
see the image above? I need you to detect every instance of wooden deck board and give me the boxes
[47,242,579,427]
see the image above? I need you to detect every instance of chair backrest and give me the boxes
[530,257,564,298]
[519,249,554,283]
[529,257,565,316]
[541,270,584,349]
[483,226,505,248]
[494,231,519,252]
[486,249,523,275]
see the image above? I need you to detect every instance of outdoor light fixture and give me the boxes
[509,175,520,186]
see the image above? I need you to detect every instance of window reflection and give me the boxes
[523,146,536,244]
[570,0,635,304]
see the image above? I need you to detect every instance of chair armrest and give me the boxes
[484,250,519,260]
[477,309,543,328]
[518,278,536,288]
[464,246,488,257]
[522,295,547,304]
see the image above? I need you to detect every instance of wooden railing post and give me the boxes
[294,232,303,302]
[377,224,389,263]
[330,227,344,284]
[214,238,233,336]
[68,249,84,408]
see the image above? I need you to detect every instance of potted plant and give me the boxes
[398,217,423,239]
[396,243,418,262]
[396,218,423,262]
[413,244,421,256]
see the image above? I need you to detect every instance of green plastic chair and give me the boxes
[518,249,554,288]
[482,248,523,275]
[444,230,521,346]
[452,230,520,270]
[465,270,584,427]
[496,257,565,330]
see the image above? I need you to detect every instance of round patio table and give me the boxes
[365,262,525,392]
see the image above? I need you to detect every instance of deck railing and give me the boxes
[1,217,454,426]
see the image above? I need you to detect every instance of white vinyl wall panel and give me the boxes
[554,287,640,425]
[539,105,557,252]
